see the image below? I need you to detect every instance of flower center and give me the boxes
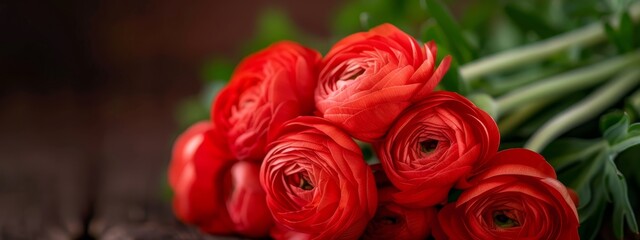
[493,210,520,228]
[336,68,364,89]
[372,207,403,226]
[419,139,438,154]
[299,177,314,190]
[288,172,314,191]
[344,68,364,80]
[380,216,398,225]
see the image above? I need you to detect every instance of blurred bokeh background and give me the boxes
[1,1,339,239]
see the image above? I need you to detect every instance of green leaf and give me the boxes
[548,111,640,239]
[201,58,234,82]
[504,4,559,39]
[176,98,209,129]
[604,22,627,53]
[570,150,607,197]
[332,1,365,35]
[600,111,628,141]
[579,205,606,240]
[605,0,635,14]
[422,0,477,63]
[244,8,301,54]
[421,20,448,48]
[605,160,639,237]
[619,12,635,51]
[543,138,603,171]
[460,0,498,31]
[577,173,607,223]
[332,0,425,37]
[611,126,640,155]
[438,60,469,95]
[600,112,640,155]
[627,89,640,119]
[201,82,226,108]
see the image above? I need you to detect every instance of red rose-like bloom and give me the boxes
[376,91,500,207]
[213,41,321,161]
[363,187,437,240]
[261,117,377,239]
[436,149,579,240]
[316,23,451,142]
[168,121,235,234]
[226,161,274,237]
[270,224,312,240]
[169,122,274,237]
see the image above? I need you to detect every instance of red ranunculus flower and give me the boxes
[226,161,274,237]
[168,121,235,234]
[212,41,321,161]
[375,91,500,207]
[169,122,274,236]
[270,224,312,240]
[261,117,377,239]
[315,23,451,142]
[435,149,579,240]
[363,187,437,240]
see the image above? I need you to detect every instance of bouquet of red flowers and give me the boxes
[168,24,580,239]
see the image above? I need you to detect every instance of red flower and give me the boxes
[315,23,451,142]
[212,41,321,161]
[363,187,437,240]
[375,91,500,207]
[435,149,579,240]
[261,117,377,239]
[168,121,235,234]
[169,122,273,236]
[226,161,274,237]
[270,224,312,240]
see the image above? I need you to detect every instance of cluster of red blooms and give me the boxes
[168,24,580,239]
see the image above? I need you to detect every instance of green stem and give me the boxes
[569,148,607,192]
[459,2,640,82]
[498,97,554,135]
[549,140,606,172]
[487,66,566,96]
[495,51,640,117]
[628,87,640,118]
[525,69,640,152]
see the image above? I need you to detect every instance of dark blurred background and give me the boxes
[0,1,337,239]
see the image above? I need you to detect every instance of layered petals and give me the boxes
[226,161,274,237]
[435,149,580,240]
[168,121,236,234]
[363,187,437,240]
[376,91,500,207]
[261,117,378,239]
[212,41,321,161]
[316,23,451,142]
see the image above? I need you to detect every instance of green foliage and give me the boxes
[604,12,639,53]
[244,8,303,54]
[332,0,425,37]
[504,3,560,39]
[176,98,209,130]
[175,82,225,129]
[438,60,469,95]
[422,0,477,64]
[545,112,640,239]
[201,58,234,82]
